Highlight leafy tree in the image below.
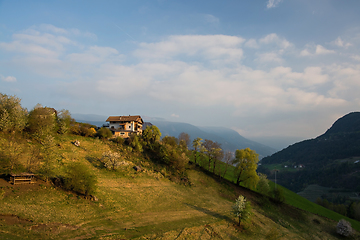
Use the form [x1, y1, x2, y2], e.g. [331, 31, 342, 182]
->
[160, 143, 189, 173]
[56, 109, 73, 134]
[142, 125, 161, 152]
[0, 93, 27, 133]
[232, 195, 252, 226]
[232, 148, 259, 189]
[162, 136, 179, 147]
[27, 105, 57, 140]
[192, 137, 203, 164]
[96, 127, 112, 139]
[63, 162, 97, 196]
[142, 125, 161, 145]
[0, 139, 25, 174]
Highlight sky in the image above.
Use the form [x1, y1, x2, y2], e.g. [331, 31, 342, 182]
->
[1, 0, 360, 149]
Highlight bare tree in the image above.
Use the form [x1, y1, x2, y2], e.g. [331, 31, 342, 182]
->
[178, 132, 190, 148]
[221, 151, 233, 179]
[203, 139, 222, 173]
[192, 137, 203, 164]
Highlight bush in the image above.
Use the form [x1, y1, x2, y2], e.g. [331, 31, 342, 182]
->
[96, 127, 112, 139]
[232, 195, 252, 226]
[257, 173, 270, 196]
[63, 162, 97, 196]
[336, 219, 352, 237]
[271, 187, 285, 204]
[111, 136, 125, 145]
[101, 151, 122, 170]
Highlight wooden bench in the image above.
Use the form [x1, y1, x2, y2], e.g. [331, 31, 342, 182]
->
[10, 173, 35, 185]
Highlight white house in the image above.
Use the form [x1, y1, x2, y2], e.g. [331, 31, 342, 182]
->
[106, 115, 144, 138]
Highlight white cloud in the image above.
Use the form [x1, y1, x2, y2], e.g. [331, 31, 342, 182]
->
[315, 45, 335, 55]
[256, 52, 283, 63]
[1, 26, 358, 140]
[332, 37, 352, 48]
[244, 39, 259, 49]
[327, 64, 360, 100]
[0, 27, 74, 58]
[300, 44, 336, 56]
[300, 49, 311, 56]
[37, 24, 68, 35]
[259, 33, 292, 49]
[267, 0, 283, 9]
[1, 75, 17, 82]
[134, 35, 245, 61]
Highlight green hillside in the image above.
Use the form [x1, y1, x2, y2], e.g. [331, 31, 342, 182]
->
[0, 133, 359, 239]
[260, 112, 360, 193]
[1, 93, 359, 239]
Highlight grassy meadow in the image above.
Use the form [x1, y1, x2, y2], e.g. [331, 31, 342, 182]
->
[197, 154, 360, 232]
[0, 134, 359, 239]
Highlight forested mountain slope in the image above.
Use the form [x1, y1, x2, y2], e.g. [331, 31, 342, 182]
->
[259, 112, 360, 193]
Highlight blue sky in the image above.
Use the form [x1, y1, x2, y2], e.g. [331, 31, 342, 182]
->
[1, 0, 360, 148]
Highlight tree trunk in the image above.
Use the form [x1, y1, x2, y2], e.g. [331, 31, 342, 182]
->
[236, 174, 241, 185]
[222, 165, 229, 179]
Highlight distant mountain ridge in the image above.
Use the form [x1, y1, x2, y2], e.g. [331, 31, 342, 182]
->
[151, 120, 276, 158]
[262, 112, 360, 166]
[72, 113, 276, 158]
[260, 112, 360, 192]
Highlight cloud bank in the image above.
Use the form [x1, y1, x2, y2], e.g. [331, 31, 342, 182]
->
[1, 25, 359, 141]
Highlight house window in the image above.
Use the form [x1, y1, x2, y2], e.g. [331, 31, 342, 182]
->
[129, 126, 131, 129]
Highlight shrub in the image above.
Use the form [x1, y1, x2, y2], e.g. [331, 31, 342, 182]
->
[111, 136, 125, 145]
[257, 173, 270, 196]
[232, 195, 252, 226]
[101, 151, 122, 170]
[130, 135, 143, 152]
[96, 127, 112, 139]
[63, 162, 97, 196]
[271, 187, 285, 204]
[336, 219, 352, 237]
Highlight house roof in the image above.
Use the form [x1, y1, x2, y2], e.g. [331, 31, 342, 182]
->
[106, 115, 143, 123]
